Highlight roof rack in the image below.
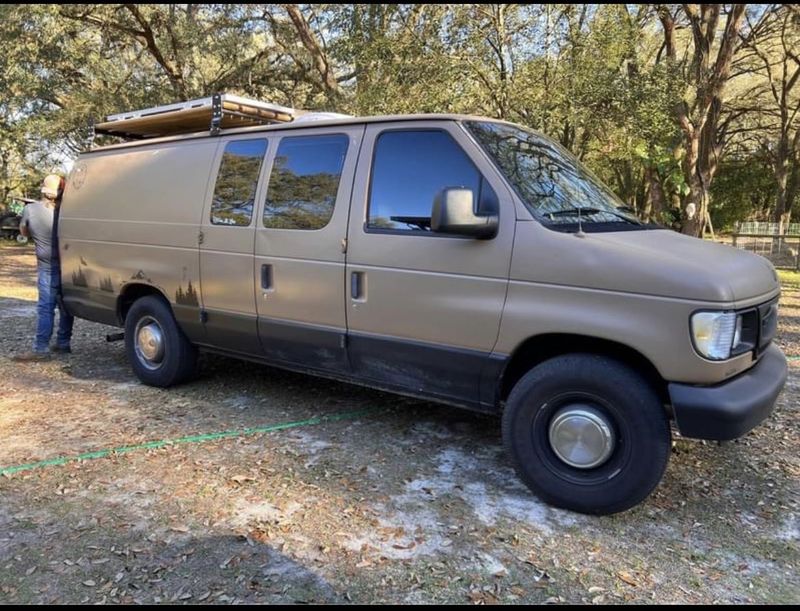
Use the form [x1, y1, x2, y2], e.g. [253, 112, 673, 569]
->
[93, 93, 296, 140]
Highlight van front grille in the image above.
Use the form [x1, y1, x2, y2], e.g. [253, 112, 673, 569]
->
[758, 298, 779, 354]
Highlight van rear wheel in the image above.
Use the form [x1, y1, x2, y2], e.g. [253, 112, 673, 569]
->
[502, 354, 670, 515]
[124, 295, 197, 387]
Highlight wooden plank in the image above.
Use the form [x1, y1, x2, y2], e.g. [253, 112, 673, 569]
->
[97, 95, 294, 138]
[105, 94, 293, 122]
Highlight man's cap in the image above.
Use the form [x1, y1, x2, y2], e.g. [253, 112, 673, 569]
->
[41, 174, 65, 199]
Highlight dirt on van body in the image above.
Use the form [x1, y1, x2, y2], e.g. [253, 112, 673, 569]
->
[0, 243, 798, 605]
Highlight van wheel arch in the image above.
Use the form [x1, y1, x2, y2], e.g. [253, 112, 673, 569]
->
[498, 334, 669, 408]
[117, 283, 171, 325]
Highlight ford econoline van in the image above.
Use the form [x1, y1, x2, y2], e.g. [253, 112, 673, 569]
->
[59, 98, 788, 514]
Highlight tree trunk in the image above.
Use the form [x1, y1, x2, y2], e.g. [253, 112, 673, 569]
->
[284, 4, 342, 102]
[773, 122, 791, 221]
[774, 160, 790, 225]
[682, 180, 709, 236]
[680, 129, 708, 236]
[657, 4, 746, 238]
[645, 165, 667, 222]
[0, 148, 10, 207]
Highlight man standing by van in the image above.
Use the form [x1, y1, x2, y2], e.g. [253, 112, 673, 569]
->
[12, 174, 74, 362]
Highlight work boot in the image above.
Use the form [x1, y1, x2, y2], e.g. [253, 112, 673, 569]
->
[12, 351, 51, 362]
[50, 345, 72, 354]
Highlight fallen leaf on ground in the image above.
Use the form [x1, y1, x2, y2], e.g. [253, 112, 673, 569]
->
[617, 571, 638, 587]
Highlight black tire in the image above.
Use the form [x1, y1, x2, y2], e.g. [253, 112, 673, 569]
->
[502, 354, 670, 515]
[124, 295, 198, 387]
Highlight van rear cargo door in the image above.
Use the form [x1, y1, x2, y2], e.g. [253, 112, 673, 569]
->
[198, 136, 269, 355]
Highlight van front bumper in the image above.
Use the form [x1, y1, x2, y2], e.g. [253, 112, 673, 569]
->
[668, 344, 788, 441]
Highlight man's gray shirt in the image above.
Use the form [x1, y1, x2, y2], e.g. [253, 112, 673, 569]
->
[20, 202, 58, 267]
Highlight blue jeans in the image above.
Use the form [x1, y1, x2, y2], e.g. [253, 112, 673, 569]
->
[34, 264, 74, 353]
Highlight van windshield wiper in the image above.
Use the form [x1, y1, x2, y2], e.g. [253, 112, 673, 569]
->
[545, 207, 642, 225]
[389, 215, 432, 230]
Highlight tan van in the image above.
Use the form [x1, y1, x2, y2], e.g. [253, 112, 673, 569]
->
[59, 96, 787, 515]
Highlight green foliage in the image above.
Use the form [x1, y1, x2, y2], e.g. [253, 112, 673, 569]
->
[777, 269, 800, 289]
[710, 156, 776, 232]
[0, 3, 794, 228]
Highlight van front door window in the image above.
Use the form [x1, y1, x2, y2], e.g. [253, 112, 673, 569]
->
[367, 130, 486, 232]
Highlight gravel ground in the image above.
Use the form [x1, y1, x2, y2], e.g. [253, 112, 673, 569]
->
[0, 243, 798, 604]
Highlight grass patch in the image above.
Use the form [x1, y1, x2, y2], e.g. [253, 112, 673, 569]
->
[778, 269, 800, 289]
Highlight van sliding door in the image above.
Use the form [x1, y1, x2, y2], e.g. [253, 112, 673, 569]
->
[253, 125, 364, 373]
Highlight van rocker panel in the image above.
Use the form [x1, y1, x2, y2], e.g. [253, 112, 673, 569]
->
[257, 318, 348, 375]
[62, 286, 118, 327]
[346, 332, 499, 409]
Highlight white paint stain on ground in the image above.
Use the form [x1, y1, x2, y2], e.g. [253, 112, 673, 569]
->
[344, 503, 449, 560]
[341, 446, 578, 561]
[777, 514, 799, 541]
[231, 498, 304, 529]
[0, 304, 36, 319]
[108, 381, 143, 393]
[286, 430, 332, 467]
[475, 552, 508, 576]
[222, 394, 254, 411]
[407, 420, 456, 441]
[431, 447, 576, 531]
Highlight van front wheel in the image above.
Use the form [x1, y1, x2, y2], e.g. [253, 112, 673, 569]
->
[502, 354, 670, 515]
[124, 295, 198, 387]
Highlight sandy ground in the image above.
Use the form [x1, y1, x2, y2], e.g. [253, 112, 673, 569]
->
[0, 243, 798, 604]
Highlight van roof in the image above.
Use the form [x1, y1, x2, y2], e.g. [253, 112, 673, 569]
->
[83, 113, 500, 155]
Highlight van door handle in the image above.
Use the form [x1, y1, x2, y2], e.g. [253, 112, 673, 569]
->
[261, 264, 273, 291]
[351, 271, 365, 300]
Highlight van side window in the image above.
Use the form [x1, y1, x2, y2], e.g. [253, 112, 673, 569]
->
[210, 139, 268, 226]
[368, 130, 488, 232]
[263, 134, 349, 230]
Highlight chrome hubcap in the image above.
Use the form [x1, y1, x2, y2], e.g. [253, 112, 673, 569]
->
[548, 405, 615, 469]
[135, 317, 164, 369]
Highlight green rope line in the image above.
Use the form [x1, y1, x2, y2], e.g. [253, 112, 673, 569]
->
[3, 354, 799, 477]
[0, 408, 377, 477]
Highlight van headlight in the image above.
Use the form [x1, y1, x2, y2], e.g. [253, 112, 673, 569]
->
[690, 311, 738, 360]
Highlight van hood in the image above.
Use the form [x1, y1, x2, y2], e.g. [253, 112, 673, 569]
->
[520, 227, 779, 304]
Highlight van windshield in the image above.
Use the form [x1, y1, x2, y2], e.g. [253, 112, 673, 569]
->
[465, 121, 645, 230]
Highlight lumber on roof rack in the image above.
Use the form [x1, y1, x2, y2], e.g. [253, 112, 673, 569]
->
[93, 93, 296, 140]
